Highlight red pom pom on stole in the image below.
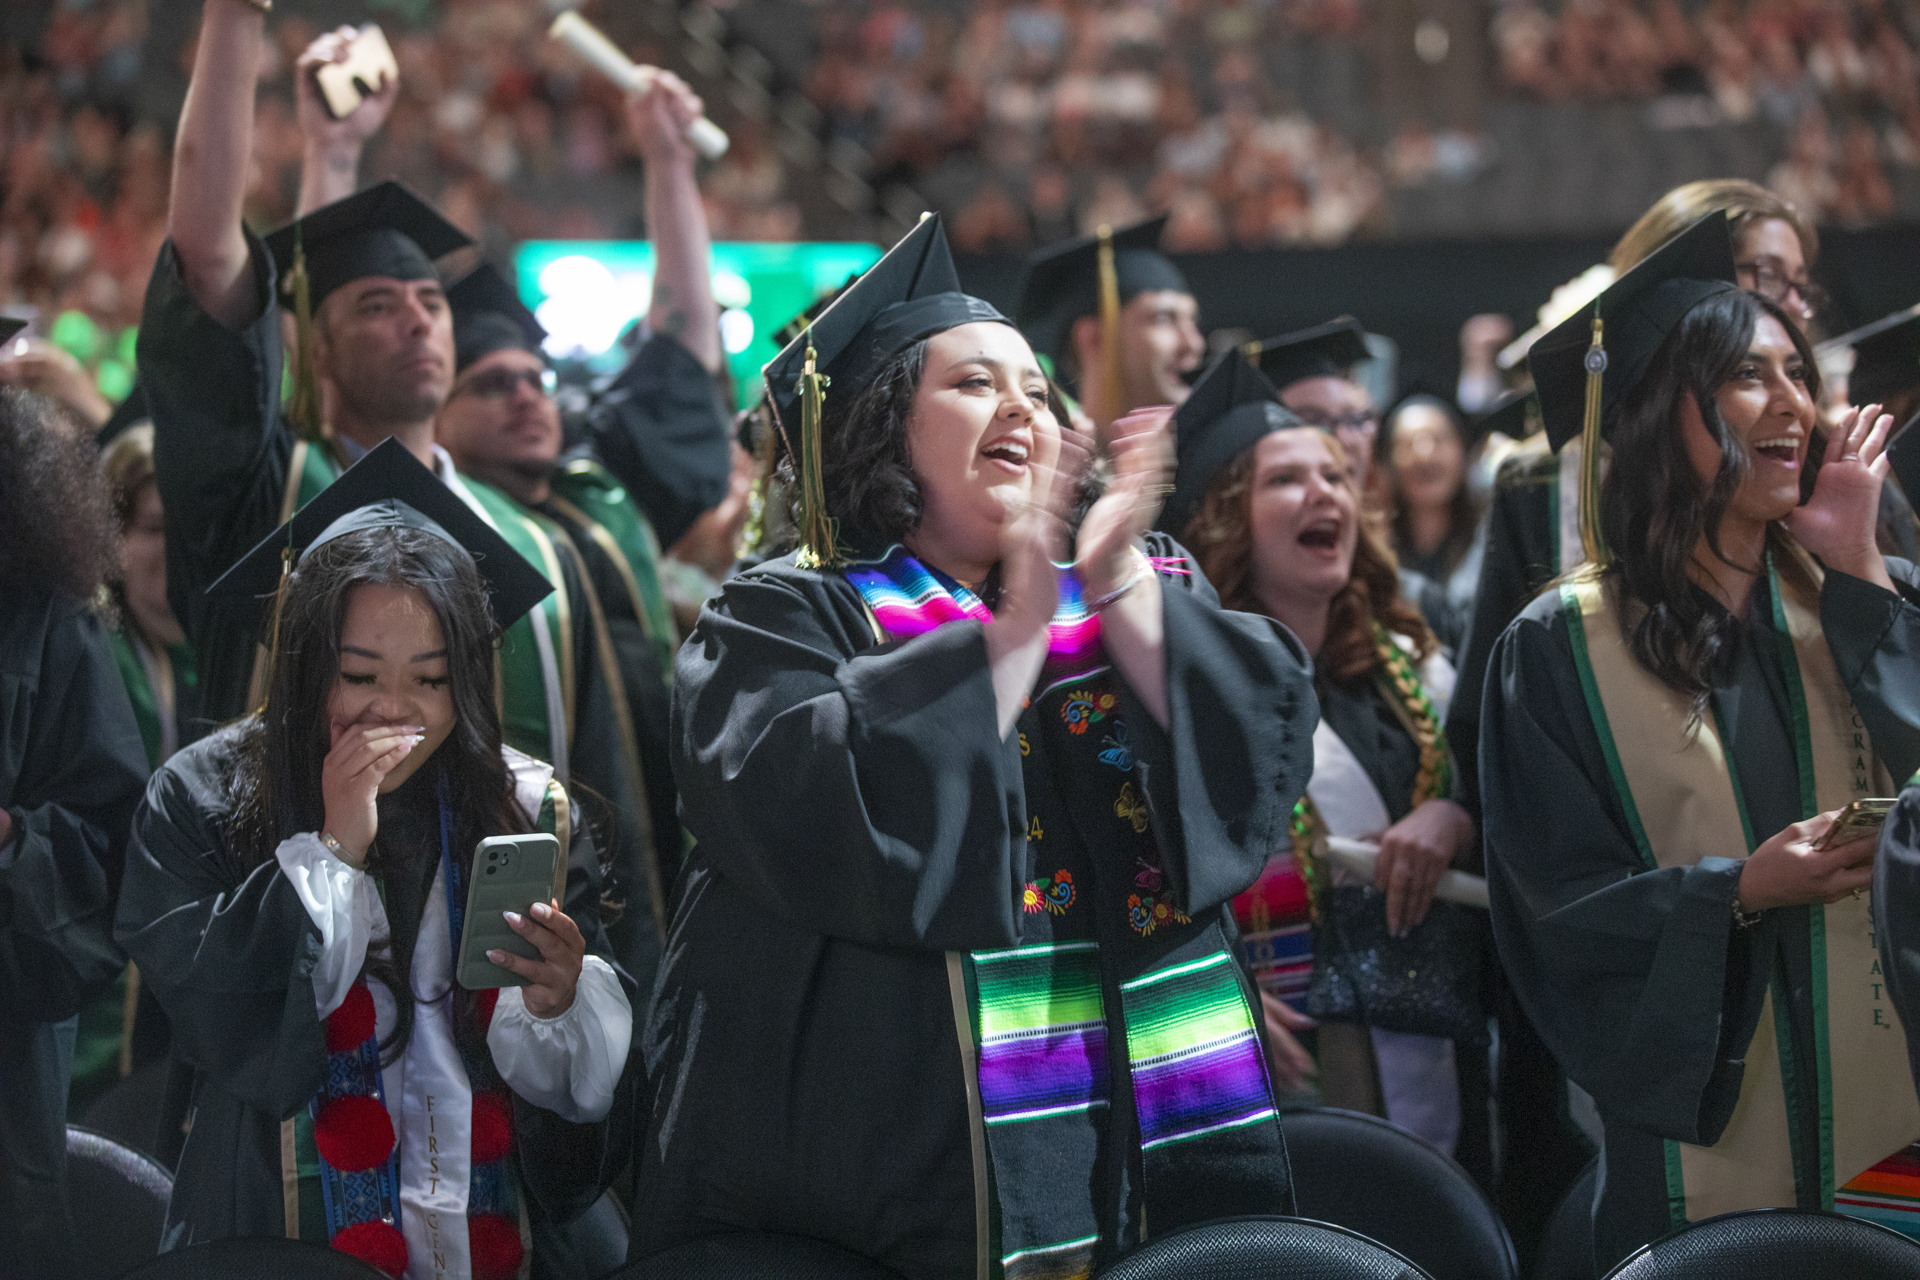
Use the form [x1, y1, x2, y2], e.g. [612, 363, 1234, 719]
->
[332, 1221, 409, 1277]
[313, 1095, 397, 1173]
[470, 1090, 513, 1165]
[476, 986, 500, 1029]
[326, 982, 378, 1053]
[467, 1213, 525, 1280]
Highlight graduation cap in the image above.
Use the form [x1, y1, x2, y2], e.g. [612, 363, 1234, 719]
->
[1821, 303, 1920, 408]
[0, 317, 24, 346]
[94, 380, 149, 449]
[1014, 216, 1188, 374]
[1528, 210, 1739, 564]
[208, 437, 551, 630]
[1160, 351, 1297, 537]
[1248, 317, 1372, 392]
[762, 214, 1008, 568]
[263, 181, 471, 313]
[448, 264, 547, 374]
[1472, 386, 1541, 448]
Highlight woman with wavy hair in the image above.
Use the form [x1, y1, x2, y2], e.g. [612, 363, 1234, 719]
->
[1166, 355, 1484, 1172]
[115, 442, 633, 1280]
[1483, 212, 1920, 1270]
[0, 381, 150, 1279]
[630, 217, 1316, 1278]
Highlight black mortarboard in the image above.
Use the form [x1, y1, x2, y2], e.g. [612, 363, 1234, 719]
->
[1825, 303, 1920, 407]
[761, 215, 1010, 566]
[263, 181, 472, 312]
[1160, 352, 1299, 536]
[1529, 211, 1738, 453]
[1014, 216, 1189, 368]
[1472, 386, 1541, 447]
[0, 317, 24, 346]
[448, 264, 547, 374]
[1249, 317, 1372, 391]
[95, 380, 149, 449]
[207, 437, 551, 626]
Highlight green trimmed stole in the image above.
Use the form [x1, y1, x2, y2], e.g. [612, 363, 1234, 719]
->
[549, 459, 678, 680]
[846, 547, 1288, 1280]
[1560, 537, 1920, 1232]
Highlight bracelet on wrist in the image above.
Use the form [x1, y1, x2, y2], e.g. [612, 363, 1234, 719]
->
[1086, 555, 1148, 612]
[229, 0, 273, 14]
[1732, 898, 1764, 929]
[320, 831, 363, 869]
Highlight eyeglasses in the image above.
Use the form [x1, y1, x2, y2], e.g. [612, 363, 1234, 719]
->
[1736, 258, 1828, 322]
[1291, 409, 1379, 434]
[454, 367, 556, 400]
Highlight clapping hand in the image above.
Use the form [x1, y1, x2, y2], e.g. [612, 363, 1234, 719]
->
[1074, 405, 1175, 598]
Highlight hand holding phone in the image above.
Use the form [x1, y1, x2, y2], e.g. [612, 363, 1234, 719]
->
[1813, 798, 1897, 852]
[456, 833, 562, 990]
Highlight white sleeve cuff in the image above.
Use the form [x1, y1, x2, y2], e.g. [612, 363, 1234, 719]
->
[275, 832, 386, 1020]
[487, 955, 631, 1124]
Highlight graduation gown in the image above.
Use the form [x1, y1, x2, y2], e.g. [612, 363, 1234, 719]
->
[1482, 556, 1920, 1269]
[114, 726, 635, 1260]
[0, 587, 148, 1278]
[632, 535, 1316, 1278]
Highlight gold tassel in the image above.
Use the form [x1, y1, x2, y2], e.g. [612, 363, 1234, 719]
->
[1243, 339, 1262, 369]
[791, 336, 842, 570]
[284, 230, 325, 443]
[1578, 307, 1610, 567]
[1096, 225, 1122, 426]
[247, 544, 294, 714]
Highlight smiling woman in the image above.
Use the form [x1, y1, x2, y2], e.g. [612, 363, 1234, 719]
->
[634, 216, 1318, 1279]
[1482, 212, 1920, 1269]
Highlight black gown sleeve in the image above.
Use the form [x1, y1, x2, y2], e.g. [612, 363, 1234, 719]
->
[1874, 781, 1920, 1091]
[1480, 598, 1770, 1145]
[672, 562, 1029, 951]
[136, 231, 296, 726]
[113, 736, 330, 1119]
[582, 334, 732, 549]
[0, 592, 149, 1021]
[1130, 533, 1317, 916]
[1822, 559, 1920, 785]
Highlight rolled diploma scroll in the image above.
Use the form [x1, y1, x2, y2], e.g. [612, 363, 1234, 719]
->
[1324, 836, 1492, 909]
[549, 11, 731, 160]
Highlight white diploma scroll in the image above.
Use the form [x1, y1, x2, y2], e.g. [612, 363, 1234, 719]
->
[1325, 836, 1492, 909]
[548, 11, 731, 160]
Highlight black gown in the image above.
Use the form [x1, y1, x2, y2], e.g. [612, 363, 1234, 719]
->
[630, 537, 1316, 1277]
[0, 587, 149, 1278]
[113, 725, 632, 1248]
[1482, 560, 1920, 1270]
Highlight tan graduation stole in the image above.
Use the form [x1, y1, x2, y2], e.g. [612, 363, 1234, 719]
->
[1560, 536, 1919, 1228]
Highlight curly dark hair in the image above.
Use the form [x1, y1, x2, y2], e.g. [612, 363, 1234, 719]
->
[1182, 430, 1434, 685]
[776, 337, 1079, 553]
[1599, 288, 1820, 722]
[227, 526, 530, 1066]
[0, 388, 119, 602]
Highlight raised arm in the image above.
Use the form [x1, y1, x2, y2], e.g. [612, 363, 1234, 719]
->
[168, 0, 265, 328]
[626, 73, 721, 373]
[295, 26, 400, 216]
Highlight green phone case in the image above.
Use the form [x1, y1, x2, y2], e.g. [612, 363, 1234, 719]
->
[456, 833, 561, 990]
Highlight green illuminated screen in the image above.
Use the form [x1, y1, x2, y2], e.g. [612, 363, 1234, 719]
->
[513, 241, 884, 412]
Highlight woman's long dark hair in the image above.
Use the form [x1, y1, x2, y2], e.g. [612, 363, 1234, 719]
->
[1599, 288, 1821, 721]
[227, 527, 529, 1064]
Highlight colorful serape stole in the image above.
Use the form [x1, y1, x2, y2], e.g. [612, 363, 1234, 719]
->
[1119, 950, 1276, 1151]
[1838, 1144, 1920, 1241]
[1230, 858, 1313, 1014]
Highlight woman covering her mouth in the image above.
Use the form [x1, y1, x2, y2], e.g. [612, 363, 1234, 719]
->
[1481, 211, 1920, 1269]
[1166, 353, 1485, 1174]
[115, 442, 634, 1280]
[629, 215, 1317, 1278]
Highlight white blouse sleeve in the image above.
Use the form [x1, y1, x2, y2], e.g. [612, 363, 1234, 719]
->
[274, 832, 386, 1019]
[486, 955, 632, 1124]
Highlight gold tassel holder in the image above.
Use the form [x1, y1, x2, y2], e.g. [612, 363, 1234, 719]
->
[791, 336, 842, 570]
[1096, 224, 1123, 427]
[1578, 307, 1610, 567]
[284, 228, 326, 443]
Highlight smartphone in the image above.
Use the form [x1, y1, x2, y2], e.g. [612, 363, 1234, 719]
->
[456, 833, 561, 990]
[313, 25, 397, 120]
[1813, 798, 1898, 851]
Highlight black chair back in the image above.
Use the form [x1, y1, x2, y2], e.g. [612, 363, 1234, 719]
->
[64, 1125, 171, 1280]
[1531, 1158, 1597, 1280]
[606, 1231, 906, 1279]
[1281, 1107, 1517, 1280]
[1093, 1215, 1431, 1279]
[1602, 1209, 1920, 1280]
[113, 1237, 389, 1278]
